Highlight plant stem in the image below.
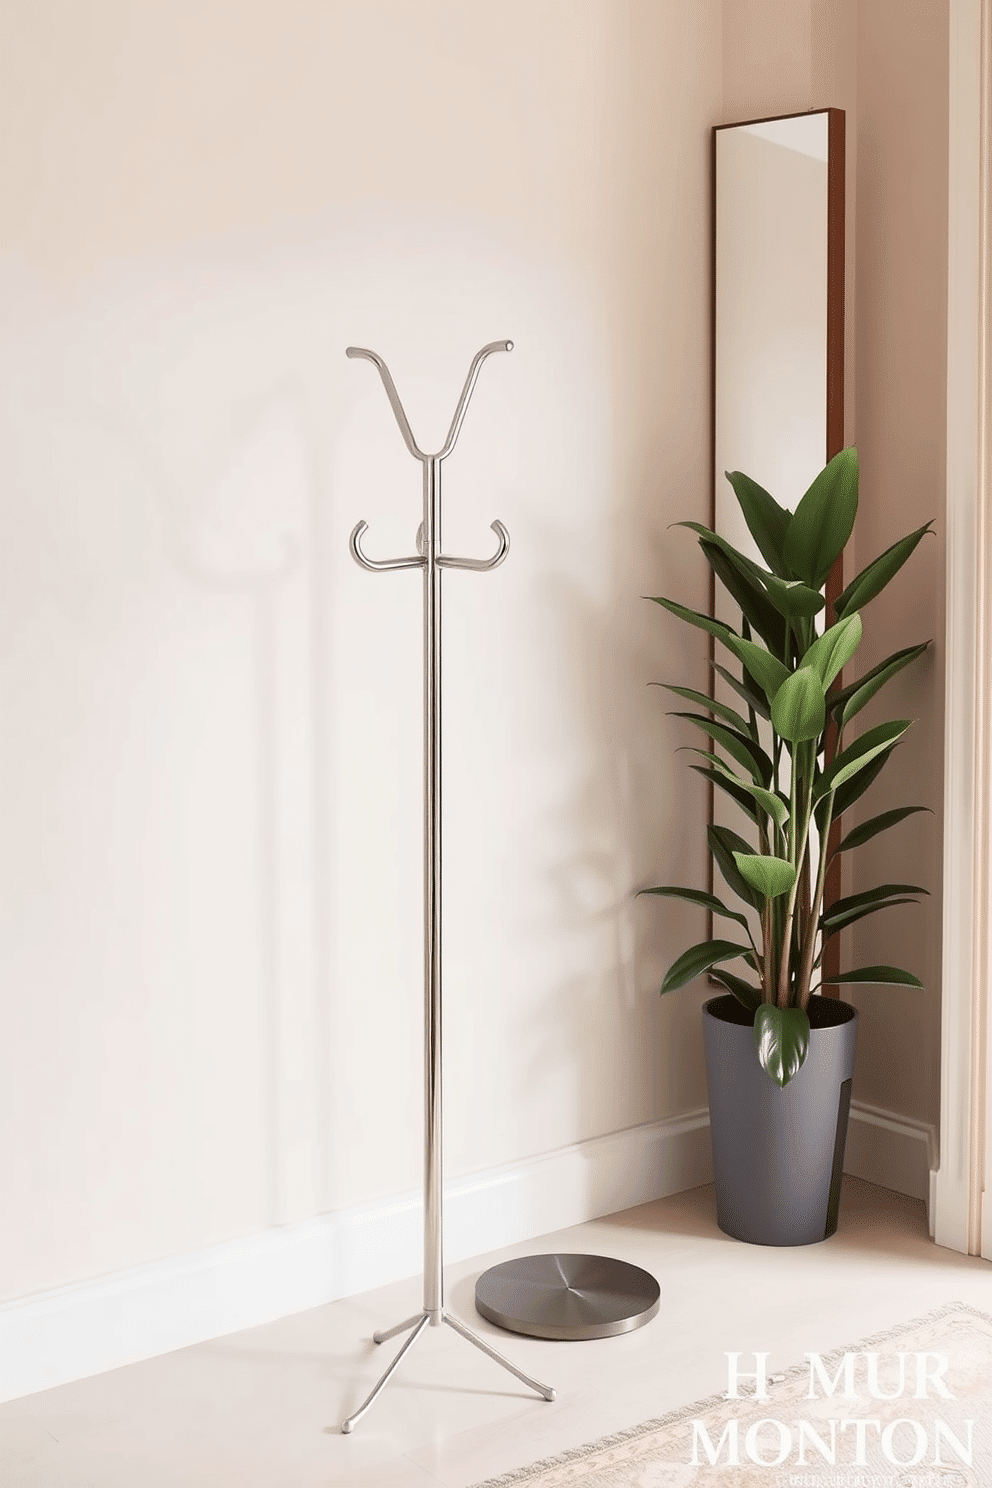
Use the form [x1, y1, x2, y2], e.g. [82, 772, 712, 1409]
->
[797, 717, 846, 1009]
[798, 788, 836, 1010]
[797, 851, 810, 969]
[777, 742, 814, 1009]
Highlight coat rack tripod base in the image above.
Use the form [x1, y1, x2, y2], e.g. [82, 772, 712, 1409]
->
[341, 1309, 555, 1434]
[340, 341, 555, 1435]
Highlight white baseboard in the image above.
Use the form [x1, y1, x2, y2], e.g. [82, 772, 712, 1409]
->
[0, 1099, 934, 1405]
[845, 1098, 938, 1209]
[0, 1108, 712, 1405]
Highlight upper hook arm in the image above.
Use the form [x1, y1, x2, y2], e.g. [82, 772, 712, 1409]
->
[437, 341, 513, 459]
[346, 347, 426, 461]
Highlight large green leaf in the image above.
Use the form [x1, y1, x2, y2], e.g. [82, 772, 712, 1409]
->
[708, 824, 764, 911]
[753, 1004, 810, 1087]
[782, 446, 859, 589]
[838, 643, 930, 730]
[816, 746, 895, 830]
[694, 753, 787, 829]
[688, 764, 759, 825]
[638, 884, 751, 931]
[709, 966, 763, 1012]
[699, 538, 787, 655]
[820, 899, 920, 936]
[660, 939, 751, 995]
[814, 719, 911, 800]
[771, 665, 826, 743]
[725, 470, 794, 577]
[802, 613, 863, 690]
[711, 660, 771, 720]
[737, 781, 790, 831]
[790, 611, 817, 663]
[732, 852, 796, 899]
[724, 636, 790, 703]
[670, 713, 773, 785]
[825, 965, 924, 988]
[834, 522, 935, 618]
[655, 683, 753, 738]
[674, 521, 766, 581]
[647, 596, 739, 650]
[820, 881, 927, 925]
[829, 643, 929, 720]
[760, 573, 825, 623]
[691, 746, 753, 789]
[833, 805, 930, 855]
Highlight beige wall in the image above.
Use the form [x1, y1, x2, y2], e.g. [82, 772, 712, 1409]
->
[0, 0, 722, 1300]
[847, 0, 948, 1127]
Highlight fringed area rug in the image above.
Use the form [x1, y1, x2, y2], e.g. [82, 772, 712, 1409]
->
[471, 1303, 992, 1487]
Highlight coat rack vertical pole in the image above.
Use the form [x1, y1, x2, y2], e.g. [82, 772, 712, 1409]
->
[340, 344, 555, 1433]
[423, 452, 443, 1324]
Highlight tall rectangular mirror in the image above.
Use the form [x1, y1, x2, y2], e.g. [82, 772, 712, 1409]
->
[711, 107, 845, 986]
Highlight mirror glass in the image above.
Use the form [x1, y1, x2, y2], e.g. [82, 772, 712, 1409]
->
[714, 110, 836, 553]
[711, 108, 845, 970]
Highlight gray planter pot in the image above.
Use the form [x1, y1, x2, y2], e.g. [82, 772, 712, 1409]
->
[702, 994, 857, 1246]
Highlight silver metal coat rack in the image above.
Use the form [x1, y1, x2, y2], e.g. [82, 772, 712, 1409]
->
[340, 341, 556, 1434]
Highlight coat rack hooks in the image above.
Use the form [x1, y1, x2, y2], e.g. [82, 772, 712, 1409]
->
[340, 342, 554, 1434]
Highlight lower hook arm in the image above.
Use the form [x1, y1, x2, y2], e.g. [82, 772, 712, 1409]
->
[436, 520, 510, 572]
[350, 520, 426, 572]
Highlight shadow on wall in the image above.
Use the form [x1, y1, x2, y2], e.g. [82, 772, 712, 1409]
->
[0, 246, 340, 1289]
[482, 562, 713, 1160]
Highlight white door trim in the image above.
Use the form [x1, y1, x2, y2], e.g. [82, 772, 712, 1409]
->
[935, 0, 991, 1256]
[978, 0, 992, 1263]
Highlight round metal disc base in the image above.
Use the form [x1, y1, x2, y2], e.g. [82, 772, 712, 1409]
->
[475, 1253, 660, 1341]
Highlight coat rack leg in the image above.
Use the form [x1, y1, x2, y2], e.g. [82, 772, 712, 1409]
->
[341, 1313, 432, 1434]
[372, 1312, 425, 1345]
[443, 1312, 556, 1400]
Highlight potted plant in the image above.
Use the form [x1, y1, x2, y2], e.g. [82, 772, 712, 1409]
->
[644, 446, 931, 1244]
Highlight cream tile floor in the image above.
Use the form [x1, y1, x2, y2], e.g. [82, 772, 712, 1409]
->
[2, 1177, 991, 1487]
